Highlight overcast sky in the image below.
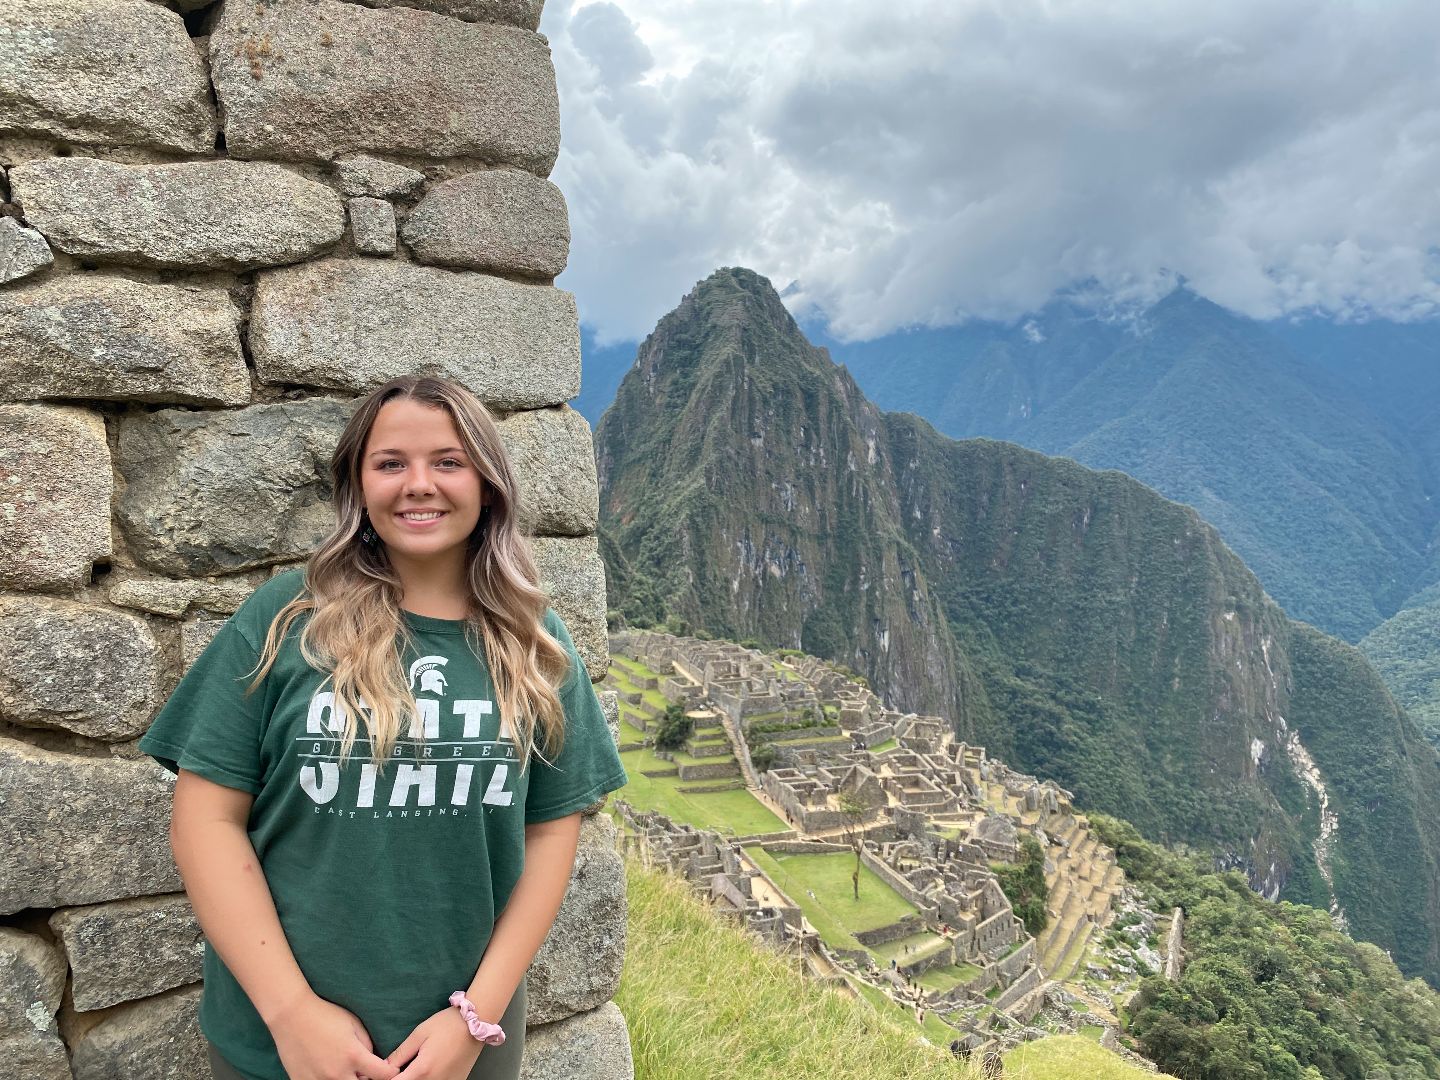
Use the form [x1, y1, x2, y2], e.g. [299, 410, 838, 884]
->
[539, 0, 1440, 344]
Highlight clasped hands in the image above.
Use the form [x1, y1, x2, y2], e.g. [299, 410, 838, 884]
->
[269, 993, 485, 1080]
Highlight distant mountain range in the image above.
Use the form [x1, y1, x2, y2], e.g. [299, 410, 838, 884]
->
[590, 267, 1440, 985]
[573, 289, 1440, 739]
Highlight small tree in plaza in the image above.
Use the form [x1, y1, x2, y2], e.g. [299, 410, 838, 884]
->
[838, 791, 871, 900]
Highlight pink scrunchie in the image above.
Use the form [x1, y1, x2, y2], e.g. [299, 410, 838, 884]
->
[449, 991, 507, 1046]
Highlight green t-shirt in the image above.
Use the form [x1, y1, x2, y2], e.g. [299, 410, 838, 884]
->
[139, 569, 627, 1080]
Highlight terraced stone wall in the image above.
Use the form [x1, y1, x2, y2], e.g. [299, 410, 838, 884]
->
[0, 1, 631, 1076]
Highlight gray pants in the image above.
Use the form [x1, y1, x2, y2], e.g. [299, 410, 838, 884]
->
[206, 982, 527, 1080]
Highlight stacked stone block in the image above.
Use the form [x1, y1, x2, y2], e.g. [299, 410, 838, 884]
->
[0, 0, 630, 1076]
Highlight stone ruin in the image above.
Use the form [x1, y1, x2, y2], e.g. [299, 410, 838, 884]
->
[608, 628, 1140, 1057]
[0, 2, 631, 1076]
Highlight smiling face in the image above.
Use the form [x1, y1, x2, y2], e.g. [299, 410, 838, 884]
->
[359, 397, 488, 574]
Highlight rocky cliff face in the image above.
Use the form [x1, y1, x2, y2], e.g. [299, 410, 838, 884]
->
[596, 267, 1440, 984]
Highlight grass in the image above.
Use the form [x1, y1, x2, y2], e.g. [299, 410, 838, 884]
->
[663, 745, 739, 767]
[1004, 1035, 1181, 1079]
[870, 738, 899, 753]
[767, 733, 851, 747]
[748, 709, 789, 722]
[743, 848, 917, 952]
[618, 856, 977, 1079]
[847, 975, 960, 1045]
[618, 709, 648, 739]
[617, 744, 785, 836]
[771, 660, 802, 682]
[617, 703, 660, 735]
[607, 653, 803, 838]
[916, 962, 983, 993]
[610, 654, 656, 678]
[607, 658, 672, 712]
[870, 931, 949, 964]
[610, 679, 665, 714]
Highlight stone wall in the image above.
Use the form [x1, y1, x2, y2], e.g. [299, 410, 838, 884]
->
[0, 1, 631, 1076]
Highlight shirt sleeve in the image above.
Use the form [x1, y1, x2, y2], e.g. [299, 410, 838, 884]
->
[524, 610, 629, 824]
[138, 621, 269, 796]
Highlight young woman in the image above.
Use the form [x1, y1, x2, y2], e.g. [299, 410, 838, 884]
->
[140, 375, 627, 1080]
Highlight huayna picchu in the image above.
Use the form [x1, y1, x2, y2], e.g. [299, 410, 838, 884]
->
[594, 266, 1440, 987]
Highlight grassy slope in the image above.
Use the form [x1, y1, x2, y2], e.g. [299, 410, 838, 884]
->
[619, 854, 1156, 1080]
[617, 855, 975, 1079]
[1005, 1036, 1181, 1080]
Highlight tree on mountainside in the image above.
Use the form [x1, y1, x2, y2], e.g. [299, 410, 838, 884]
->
[838, 792, 871, 900]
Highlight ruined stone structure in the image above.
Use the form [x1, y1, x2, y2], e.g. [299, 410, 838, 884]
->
[607, 629, 1137, 1055]
[0, 2, 631, 1076]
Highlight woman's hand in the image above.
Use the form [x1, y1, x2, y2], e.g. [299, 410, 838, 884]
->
[267, 993, 400, 1080]
[386, 1006, 484, 1080]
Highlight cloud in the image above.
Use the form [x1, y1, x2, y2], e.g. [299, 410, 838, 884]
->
[541, 0, 1440, 343]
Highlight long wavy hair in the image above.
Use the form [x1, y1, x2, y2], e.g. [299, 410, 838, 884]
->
[249, 375, 571, 773]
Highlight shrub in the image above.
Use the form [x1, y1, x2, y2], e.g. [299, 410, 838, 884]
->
[654, 705, 694, 751]
[991, 834, 1049, 936]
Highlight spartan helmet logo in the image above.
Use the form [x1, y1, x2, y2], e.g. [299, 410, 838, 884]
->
[408, 655, 450, 696]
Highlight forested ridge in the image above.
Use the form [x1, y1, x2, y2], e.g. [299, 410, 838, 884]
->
[1095, 815, 1440, 1080]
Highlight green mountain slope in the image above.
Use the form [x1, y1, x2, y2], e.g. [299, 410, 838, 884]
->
[1361, 584, 1440, 742]
[818, 298, 1440, 646]
[594, 267, 1440, 984]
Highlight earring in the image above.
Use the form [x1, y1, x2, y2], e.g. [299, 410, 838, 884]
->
[359, 512, 380, 547]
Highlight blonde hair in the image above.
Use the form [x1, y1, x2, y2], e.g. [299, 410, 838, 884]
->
[250, 375, 571, 773]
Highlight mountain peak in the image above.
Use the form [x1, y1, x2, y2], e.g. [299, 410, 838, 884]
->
[678, 266, 800, 336]
[696, 264, 777, 296]
[623, 266, 837, 393]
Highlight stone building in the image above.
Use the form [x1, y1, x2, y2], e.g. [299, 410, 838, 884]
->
[0, 1, 630, 1076]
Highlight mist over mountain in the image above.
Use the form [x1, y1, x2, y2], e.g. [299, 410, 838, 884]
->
[593, 267, 1440, 985]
